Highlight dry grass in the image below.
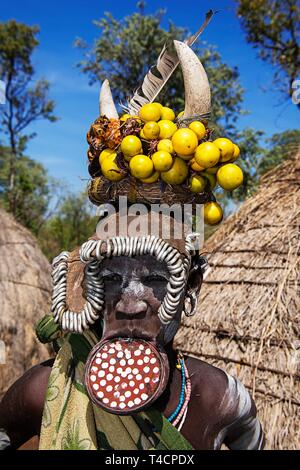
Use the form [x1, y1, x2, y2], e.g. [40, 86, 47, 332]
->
[175, 150, 300, 449]
[0, 209, 52, 399]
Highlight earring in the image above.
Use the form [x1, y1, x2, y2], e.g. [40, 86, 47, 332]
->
[184, 291, 198, 317]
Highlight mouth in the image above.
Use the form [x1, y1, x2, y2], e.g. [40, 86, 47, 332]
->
[85, 336, 169, 415]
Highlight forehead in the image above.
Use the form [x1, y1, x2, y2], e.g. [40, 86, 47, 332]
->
[99, 254, 169, 274]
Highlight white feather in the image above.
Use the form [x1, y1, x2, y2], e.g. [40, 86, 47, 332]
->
[127, 10, 214, 115]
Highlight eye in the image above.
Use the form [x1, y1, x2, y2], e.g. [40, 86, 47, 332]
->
[141, 274, 168, 285]
[102, 273, 123, 283]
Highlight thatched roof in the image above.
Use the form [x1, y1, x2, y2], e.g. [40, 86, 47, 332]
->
[175, 150, 300, 449]
[0, 208, 52, 399]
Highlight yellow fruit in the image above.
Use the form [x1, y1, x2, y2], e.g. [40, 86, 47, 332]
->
[172, 128, 198, 156]
[177, 153, 194, 161]
[151, 151, 173, 172]
[177, 111, 184, 118]
[157, 139, 174, 154]
[99, 148, 116, 165]
[140, 129, 146, 139]
[152, 102, 163, 112]
[189, 175, 207, 193]
[228, 143, 241, 162]
[120, 113, 132, 122]
[214, 138, 235, 162]
[143, 121, 160, 140]
[161, 157, 188, 185]
[140, 171, 160, 183]
[189, 121, 206, 140]
[217, 163, 243, 191]
[158, 120, 177, 139]
[139, 103, 161, 122]
[160, 107, 175, 121]
[101, 157, 124, 182]
[203, 202, 223, 225]
[190, 158, 205, 172]
[202, 172, 217, 190]
[205, 166, 219, 174]
[194, 142, 220, 168]
[121, 135, 142, 158]
[129, 155, 154, 179]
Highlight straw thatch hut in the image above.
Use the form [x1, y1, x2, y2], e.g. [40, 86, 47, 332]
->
[175, 151, 300, 449]
[0, 208, 52, 399]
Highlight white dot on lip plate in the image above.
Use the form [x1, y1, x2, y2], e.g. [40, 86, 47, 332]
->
[102, 353, 108, 359]
[98, 370, 105, 378]
[106, 385, 113, 392]
[110, 358, 116, 365]
[129, 380, 135, 387]
[132, 368, 139, 375]
[153, 367, 159, 374]
[97, 391, 104, 398]
[141, 393, 149, 401]
[128, 401, 134, 408]
[90, 375, 96, 382]
[96, 358, 101, 364]
[117, 351, 124, 358]
[134, 350, 141, 356]
[139, 344, 145, 350]
[106, 373, 113, 381]
[91, 366, 98, 372]
[134, 397, 141, 405]
[103, 397, 109, 404]
[139, 383, 145, 390]
[133, 388, 139, 395]
[136, 374, 142, 381]
[143, 366, 150, 374]
[143, 357, 150, 364]
[102, 362, 109, 369]
[128, 359, 134, 366]
[93, 384, 99, 390]
[119, 395, 125, 402]
[150, 357, 157, 364]
[145, 348, 151, 355]
[100, 379, 106, 386]
[145, 377, 150, 384]
[96, 353, 101, 358]
[117, 367, 123, 374]
[137, 359, 143, 366]
[120, 359, 126, 367]
[114, 376, 121, 383]
[108, 348, 115, 354]
[124, 391, 131, 398]
[119, 402, 126, 409]
[110, 401, 117, 408]
[109, 366, 115, 373]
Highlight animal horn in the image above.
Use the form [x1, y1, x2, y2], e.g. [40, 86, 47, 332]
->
[99, 79, 119, 118]
[174, 40, 211, 119]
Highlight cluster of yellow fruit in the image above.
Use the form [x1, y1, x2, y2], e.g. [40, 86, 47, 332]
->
[99, 102, 244, 225]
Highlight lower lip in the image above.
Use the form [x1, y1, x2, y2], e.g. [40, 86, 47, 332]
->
[85, 338, 164, 414]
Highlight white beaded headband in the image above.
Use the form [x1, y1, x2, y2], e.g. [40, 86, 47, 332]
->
[51, 234, 200, 334]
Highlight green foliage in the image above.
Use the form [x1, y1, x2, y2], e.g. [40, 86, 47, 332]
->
[0, 20, 57, 214]
[76, 4, 245, 132]
[38, 192, 98, 260]
[0, 145, 53, 234]
[237, 0, 300, 106]
[258, 129, 300, 175]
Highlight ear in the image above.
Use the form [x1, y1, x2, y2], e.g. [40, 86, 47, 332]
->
[184, 254, 207, 316]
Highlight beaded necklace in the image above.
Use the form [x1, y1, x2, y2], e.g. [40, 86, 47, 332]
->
[167, 353, 191, 429]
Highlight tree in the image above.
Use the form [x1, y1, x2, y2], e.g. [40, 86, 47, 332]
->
[76, 3, 245, 133]
[0, 20, 57, 215]
[258, 129, 300, 175]
[39, 192, 98, 260]
[237, 0, 300, 108]
[0, 145, 59, 234]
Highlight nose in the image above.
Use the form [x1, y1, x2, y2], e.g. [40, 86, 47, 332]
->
[115, 298, 148, 318]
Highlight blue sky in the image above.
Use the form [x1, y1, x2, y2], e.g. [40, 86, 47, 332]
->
[1, 0, 299, 193]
